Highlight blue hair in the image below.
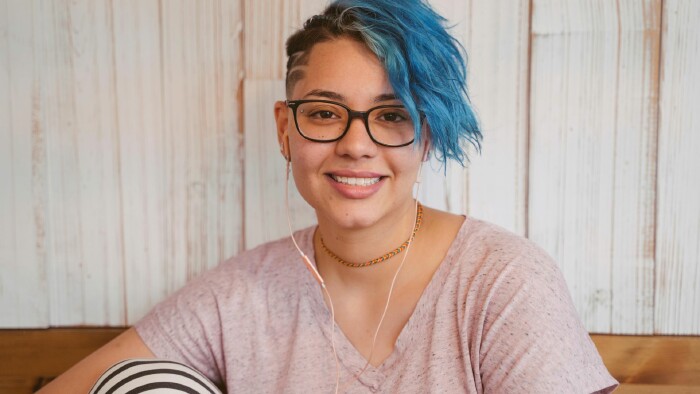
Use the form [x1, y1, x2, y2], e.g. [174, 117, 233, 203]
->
[285, 0, 481, 166]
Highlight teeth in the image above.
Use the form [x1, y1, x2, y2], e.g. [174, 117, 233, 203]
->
[331, 175, 380, 186]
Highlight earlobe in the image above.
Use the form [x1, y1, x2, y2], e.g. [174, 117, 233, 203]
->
[281, 136, 291, 162]
[274, 100, 291, 161]
[280, 130, 291, 162]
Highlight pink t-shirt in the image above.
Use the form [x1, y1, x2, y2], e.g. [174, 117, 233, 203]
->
[135, 217, 618, 393]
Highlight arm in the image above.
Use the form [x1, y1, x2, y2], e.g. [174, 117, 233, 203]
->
[36, 327, 155, 393]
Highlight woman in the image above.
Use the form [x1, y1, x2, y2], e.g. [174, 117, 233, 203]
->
[40, 0, 617, 393]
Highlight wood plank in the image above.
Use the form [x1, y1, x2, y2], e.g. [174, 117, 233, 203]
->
[608, 1, 661, 335]
[591, 335, 700, 385]
[0, 328, 124, 377]
[156, 0, 244, 310]
[529, 0, 660, 333]
[243, 0, 326, 79]
[39, 0, 127, 326]
[0, 376, 49, 394]
[243, 80, 316, 249]
[94, 0, 165, 325]
[113, 0, 177, 324]
[0, 0, 49, 328]
[654, 0, 700, 335]
[0, 328, 124, 392]
[465, 0, 530, 234]
[616, 384, 700, 394]
[430, 0, 530, 233]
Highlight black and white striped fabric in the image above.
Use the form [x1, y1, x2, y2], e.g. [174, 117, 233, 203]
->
[89, 359, 222, 394]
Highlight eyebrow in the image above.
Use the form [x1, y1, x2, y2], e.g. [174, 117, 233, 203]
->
[303, 89, 399, 103]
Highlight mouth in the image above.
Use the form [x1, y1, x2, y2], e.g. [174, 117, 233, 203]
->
[328, 174, 383, 186]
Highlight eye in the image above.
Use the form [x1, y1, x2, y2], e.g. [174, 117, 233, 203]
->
[298, 103, 345, 121]
[310, 110, 338, 119]
[374, 108, 410, 123]
[380, 112, 406, 122]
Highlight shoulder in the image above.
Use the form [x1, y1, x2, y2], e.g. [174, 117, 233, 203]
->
[447, 217, 572, 331]
[449, 218, 580, 343]
[134, 226, 317, 345]
[452, 219, 617, 393]
[463, 217, 546, 255]
[452, 217, 557, 279]
[177, 226, 317, 299]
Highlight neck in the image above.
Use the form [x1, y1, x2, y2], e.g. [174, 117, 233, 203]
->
[314, 199, 420, 287]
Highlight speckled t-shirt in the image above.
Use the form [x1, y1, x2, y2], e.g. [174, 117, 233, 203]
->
[135, 217, 618, 393]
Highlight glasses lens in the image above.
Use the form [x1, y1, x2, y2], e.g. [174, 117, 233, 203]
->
[295, 102, 348, 141]
[368, 107, 415, 146]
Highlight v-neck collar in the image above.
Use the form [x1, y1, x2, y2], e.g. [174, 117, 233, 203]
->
[299, 217, 471, 388]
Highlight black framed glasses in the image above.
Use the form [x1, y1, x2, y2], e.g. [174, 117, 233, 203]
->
[286, 99, 417, 147]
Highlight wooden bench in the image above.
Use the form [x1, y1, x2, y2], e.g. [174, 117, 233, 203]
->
[591, 335, 700, 393]
[1, 329, 698, 393]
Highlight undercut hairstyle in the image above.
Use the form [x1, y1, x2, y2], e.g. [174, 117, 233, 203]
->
[284, 0, 481, 166]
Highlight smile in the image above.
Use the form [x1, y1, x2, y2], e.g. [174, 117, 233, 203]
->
[329, 175, 381, 186]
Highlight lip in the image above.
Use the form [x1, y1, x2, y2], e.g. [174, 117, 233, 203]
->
[325, 170, 386, 199]
[327, 169, 385, 178]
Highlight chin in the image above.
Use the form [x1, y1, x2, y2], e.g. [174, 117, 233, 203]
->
[315, 202, 384, 230]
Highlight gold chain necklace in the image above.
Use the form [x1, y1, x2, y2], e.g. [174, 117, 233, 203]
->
[319, 202, 423, 268]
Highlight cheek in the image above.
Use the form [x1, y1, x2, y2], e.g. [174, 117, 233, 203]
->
[392, 150, 423, 179]
[288, 139, 329, 201]
[289, 137, 322, 172]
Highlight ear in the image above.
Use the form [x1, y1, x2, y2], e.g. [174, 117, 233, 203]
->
[274, 100, 291, 161]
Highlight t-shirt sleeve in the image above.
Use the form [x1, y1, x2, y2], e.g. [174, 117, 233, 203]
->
[134, 273, 226, 386]
[475, 243, 618, 394]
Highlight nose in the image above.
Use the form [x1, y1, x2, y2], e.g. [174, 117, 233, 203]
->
[334, 116, 378, 159]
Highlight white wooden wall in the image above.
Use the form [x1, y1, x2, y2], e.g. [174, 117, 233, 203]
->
[1, 0, 698, 335]
[1, 0, 244, 326]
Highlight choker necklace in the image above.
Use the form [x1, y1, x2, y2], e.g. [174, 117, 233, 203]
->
[319, 202, 423, 268]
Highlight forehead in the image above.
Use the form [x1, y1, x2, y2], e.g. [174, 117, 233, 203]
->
[290, 37, 394, 103]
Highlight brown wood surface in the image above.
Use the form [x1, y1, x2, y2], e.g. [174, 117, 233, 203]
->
[0, 328, 125, 393]
[0, 329, 698, 393]
[591, 335, 700, 385]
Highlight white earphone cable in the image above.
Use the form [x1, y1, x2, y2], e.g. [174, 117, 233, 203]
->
[338, 161, 423, 392]
[285, 160, 341, 393]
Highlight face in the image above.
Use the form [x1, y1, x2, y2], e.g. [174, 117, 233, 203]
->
[275, 37, 426, 231]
